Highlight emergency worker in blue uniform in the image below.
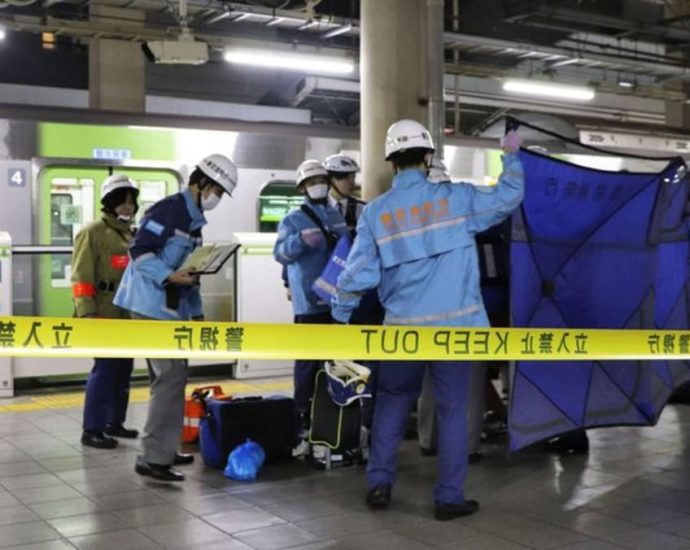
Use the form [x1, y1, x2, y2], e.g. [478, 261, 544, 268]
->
[274, 159, 349, 453]
[114, 153, 238, 482]
[325, 153, 366, 237]
[332, 119, 524, 520]
[324, 153, 383, 433]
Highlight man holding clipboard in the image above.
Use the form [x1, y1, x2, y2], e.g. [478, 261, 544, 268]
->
[115, 153, 238, 482]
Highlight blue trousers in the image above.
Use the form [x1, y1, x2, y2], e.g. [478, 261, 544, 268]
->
[293, 311, 332, 414]
[367, 360, 472, 505]
[83, 357, 134, 432]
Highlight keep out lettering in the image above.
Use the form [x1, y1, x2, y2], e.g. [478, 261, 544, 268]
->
[360, 328, 509, 357]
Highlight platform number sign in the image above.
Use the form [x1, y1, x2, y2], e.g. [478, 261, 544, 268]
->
[8, 168, 26, 187]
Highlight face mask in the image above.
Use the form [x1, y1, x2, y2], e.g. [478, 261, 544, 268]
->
[306, 184, 329, 201]
[117, 215, 132, 222]
[201, 193, 222, 211]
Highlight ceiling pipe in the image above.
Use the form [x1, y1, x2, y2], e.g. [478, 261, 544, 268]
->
[426, 0, 445, 158]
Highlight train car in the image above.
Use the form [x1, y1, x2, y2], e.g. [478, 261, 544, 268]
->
[2, 113, 662, 387]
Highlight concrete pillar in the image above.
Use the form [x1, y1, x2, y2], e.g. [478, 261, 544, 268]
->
[360, 0, 427, 200]
[664, 1, 690, 129]
[89, 6, 145, 112]
[426, 0, 445, 159]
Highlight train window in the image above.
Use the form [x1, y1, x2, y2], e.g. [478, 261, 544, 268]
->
[50, 193, 74, 280]
[258, 180, 301, 232]
[136, 180, 167, 220]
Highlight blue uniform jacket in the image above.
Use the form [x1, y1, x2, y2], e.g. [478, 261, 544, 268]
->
[274, 200, 348, 316]
[332, 152, 524, 326]
[114, 189, 207, 320]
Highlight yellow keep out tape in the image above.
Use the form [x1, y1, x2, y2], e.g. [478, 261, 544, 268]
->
[0, 315, 688, 361]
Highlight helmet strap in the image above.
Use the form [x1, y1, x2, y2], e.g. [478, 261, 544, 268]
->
[331, 179, 349, 199]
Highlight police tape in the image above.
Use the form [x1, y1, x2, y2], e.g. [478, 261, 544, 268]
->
[0, 315, 688, 361]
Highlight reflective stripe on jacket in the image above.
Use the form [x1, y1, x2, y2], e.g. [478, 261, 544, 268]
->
[332, 152, 524, 326]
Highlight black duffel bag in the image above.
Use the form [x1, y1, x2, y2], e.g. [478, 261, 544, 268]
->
[199, 396, 295, 468]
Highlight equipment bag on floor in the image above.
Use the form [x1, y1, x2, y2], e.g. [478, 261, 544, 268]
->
[309, 369, 363, 469]
[182, 385, 231, 444]
[199, 396, 295, 468]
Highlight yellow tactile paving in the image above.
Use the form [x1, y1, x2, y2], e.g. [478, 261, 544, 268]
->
[0, 378, 293, 414]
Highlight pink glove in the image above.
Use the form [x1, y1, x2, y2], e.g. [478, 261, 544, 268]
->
[300, 229, 324, 248]
[500, 130, 523, 152]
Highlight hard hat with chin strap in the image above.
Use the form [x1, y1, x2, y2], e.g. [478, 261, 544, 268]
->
[324, 154, 360, 174]
[101, 174, 138, 201]
[198, 154, 238, 196]
[296, 159, 328, 188]
[384, 119, 435, 160]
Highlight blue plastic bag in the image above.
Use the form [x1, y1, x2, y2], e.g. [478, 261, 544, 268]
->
[224, 439, 266, 481]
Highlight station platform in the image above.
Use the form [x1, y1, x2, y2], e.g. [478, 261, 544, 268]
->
[1, 378, 690, 549]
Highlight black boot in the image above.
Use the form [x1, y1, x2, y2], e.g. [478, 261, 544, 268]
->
[435, 500, 480, 521]
[366, 484, 392, 510]
[81, 431, 118, 449]
[105, 425, 139, 439]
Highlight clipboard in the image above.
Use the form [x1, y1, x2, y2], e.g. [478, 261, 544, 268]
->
[180, 243, 240, 275]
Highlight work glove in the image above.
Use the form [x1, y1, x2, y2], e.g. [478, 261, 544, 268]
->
[500, 129, 523, 153]
[300, 229, 324, 248]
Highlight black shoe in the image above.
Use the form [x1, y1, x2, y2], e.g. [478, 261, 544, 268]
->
[545, 431, 589, 455]
[105, 425, 139, 439]
[81, 431, 118, 449]
[366, 484, 392, 510]
[173, 452, 194, 465]
[434, 499, 480, 521]
[420, 446, 437, 457]
[135, 458, 185, 482]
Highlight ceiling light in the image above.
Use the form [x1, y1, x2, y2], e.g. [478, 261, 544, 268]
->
[323, 24, 352, 39]
[618, 80, 634, 88]
[503, 79, 595, 101]
[264, 17, 283, 27]
[223, 48, 354, 75]
[0, 27, 6, 41]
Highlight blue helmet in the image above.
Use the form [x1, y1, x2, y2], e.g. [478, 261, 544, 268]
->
[324, 360, 372, 407]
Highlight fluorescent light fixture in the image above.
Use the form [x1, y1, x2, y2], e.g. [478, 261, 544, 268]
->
[618, 80, 634, 88]
[323, 24, 352, 39]
[265, 17, 283, 27]
[503, 79, 595, 101]
[224, 48, 354, 75]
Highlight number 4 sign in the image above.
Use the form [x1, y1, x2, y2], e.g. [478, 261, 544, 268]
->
[8, 168, 26, 187]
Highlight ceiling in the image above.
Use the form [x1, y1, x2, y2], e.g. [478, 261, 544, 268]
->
[1, 0, 690, 138]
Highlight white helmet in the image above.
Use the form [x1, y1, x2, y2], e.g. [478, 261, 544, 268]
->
[296, 159, 328, 188]
[198, 154, 238, 196]
[384, 119, 435, 160]
[101, 174, 138, 200]
[428, 158, 451, 184]
[324, 154, 360, 174]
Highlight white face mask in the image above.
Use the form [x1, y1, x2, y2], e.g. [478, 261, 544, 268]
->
[201, 193, 222, 211]
[117, 215, 132, 222]
[306, 184, 329, 200]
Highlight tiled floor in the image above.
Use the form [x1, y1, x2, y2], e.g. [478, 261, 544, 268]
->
[1, 380, 690, 549]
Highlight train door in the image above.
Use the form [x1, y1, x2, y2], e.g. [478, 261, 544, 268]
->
[37, 165, 180, 317]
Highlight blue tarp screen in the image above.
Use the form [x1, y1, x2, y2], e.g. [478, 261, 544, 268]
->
[509, 149, 690, 451]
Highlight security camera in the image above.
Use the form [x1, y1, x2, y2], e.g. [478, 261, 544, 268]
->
[142, 31, 209, 65]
